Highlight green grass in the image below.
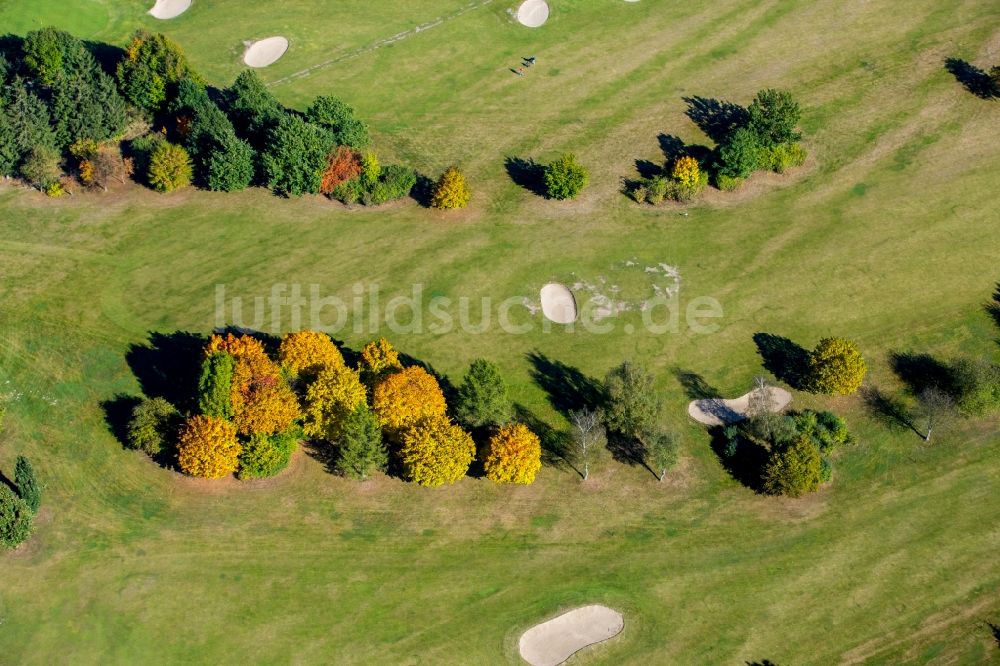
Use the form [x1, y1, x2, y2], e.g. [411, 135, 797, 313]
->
[2, 0, 1000, 663]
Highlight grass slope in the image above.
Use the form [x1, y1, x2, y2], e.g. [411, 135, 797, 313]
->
[1, 0, 999, 663]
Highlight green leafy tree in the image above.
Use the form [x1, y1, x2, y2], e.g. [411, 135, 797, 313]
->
[170, 77, 212, 115]
[0, 110, 16, 177]
[644, 429, 679, 482]
[127, 397, 181, 457]
[5, 78, 56, 164]
[51, 63, 129, 150]
[185, 103, 254, 191]
[116, 30, 202, 112]
[262, 114, 334, 196]
[20, 146, 62, 188]
[337, 405, 387, 480]
[22, 27, 91, 85]
[14, 456, 41, 513]
[717, 126, 760, 179]
[808, 337, 867, 395]
[747, 88, 802, 147]
[147, 141, 193, 192]
[0, 484, 33, 550]
[763, 434, 822, 497]
[198, 352, 236, 419]
[237, 427, 299, 479]
[306, 96, 370, 148]
[224, 70, 284, 148]
[950, 357, 1000, 417]
[454, 359, 512, 428]
[604, 361, 659, 437]
[543, 153, 589, 200]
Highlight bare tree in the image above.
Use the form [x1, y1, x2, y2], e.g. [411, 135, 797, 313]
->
[915, 387, 956, 442]
[746, 376, 774, 420]
[569, 408, 605, 481]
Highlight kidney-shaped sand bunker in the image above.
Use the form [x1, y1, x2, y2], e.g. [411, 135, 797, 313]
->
[519, 605, 624, 666]
[539, 283, 577, 324]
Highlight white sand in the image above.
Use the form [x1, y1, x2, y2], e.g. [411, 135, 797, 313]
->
[517, 0, 550, 27]
[243, 37, 289, 68]
[687, 386, 793, 426]
[519, 605, 624, 666]
[148, 0, 191, 19]
[540, 283, 577, 324]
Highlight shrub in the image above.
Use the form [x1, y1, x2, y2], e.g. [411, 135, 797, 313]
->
[372, 366, 448, 434]
[75, 142, 130, 191]
[302, 364, 367, 442]
[237, 427, 299, 479]
[747, 88, 802, 147]
[715, 173, 744, 191]
[951, 357, 1000, 416]
[129, 133, 165, 180]
[116, 30, 202, 112]
[198, 352, 236, 420]
[792, 410, 852, 453]
[147, 141, 192, 192]
[717, 127, 760, 179]
[262, 114, 334, 196]
[371, 164, 417, 203]
[279, 330, 345, 381]
[763, 434, 822, 497]
[630, 184, 648, 203]
[360, 151, 380, 187]
[808, 337, 867, 395]
[757, 143, 807, 173]
[14, 455, 41, 514]
[177, 414, 241, 478]
[645, 175, 669, 204]
[359, 337, 402, 386]
[604, 361, 658, 436]
[399, 414, 475, 487]
[483, 423, 542, 484]
[544, 153, 588, 200]
[430, 166, 471, 209]
[127, 397, 181, 457]
[671, 156, 701, 189]
[229, 346, 301, 436]
[44, 182, 66, 198]
[337, 405, 387, 480]
[454, 359, 512, 428]
[20, 146, 61, 189]
[320, 146, 362, 196]
[0, 485, 33, 550]
[306, 96, 370, 149]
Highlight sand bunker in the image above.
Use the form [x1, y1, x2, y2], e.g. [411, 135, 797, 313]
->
[519, 605, 624, 666]
[243, 37, 289, 68]
[517, 0, 550, 27]
[148, 0, 191, 19]
[540, 283, 577, 324]
[688, 386, 793, 426]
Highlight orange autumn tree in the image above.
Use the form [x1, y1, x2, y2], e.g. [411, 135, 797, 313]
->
[320, 146, 362, 195]
[399, 414, 475, 487]
[176, 415, 241, 478]
[207, 333, 300, 435]
[359, 337, 403, 386]
[483, 423, 542, 485]
[371, 366, 447, 434]
[279, 330, 345, 380]
[302, 364, 368, 441]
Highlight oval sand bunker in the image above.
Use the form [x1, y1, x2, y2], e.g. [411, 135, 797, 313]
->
[519, 605, 624, 666]
[688, 386, 793, 426]
[148, 0, 191, 19]
[243, 37, 289, 68]
[540, 283, 577, 324]
[517, 0, 550, 27]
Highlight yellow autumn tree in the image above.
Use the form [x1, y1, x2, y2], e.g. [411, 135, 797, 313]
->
[483, 423, 542, 485]
[302, 364, 367, 441]
[399, 414, 475, 487]
[371, 366, 447, 434]
[671, 156, 701, 189]
[176, 415, 241, 478]
[205, 332, 266, 359]
[359, 337, 402, 385]
[808, 337, 867, 395]
[430, 166, 471, 210]
[279, 330, 345, 380]
[211, 334, 300, 435]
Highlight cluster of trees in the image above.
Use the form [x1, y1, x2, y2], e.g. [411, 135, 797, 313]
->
[125, 332, 546, 486]
[0, 27, 427, 205]
[631, 89, 807, 204]
[0, 411, 41, 549]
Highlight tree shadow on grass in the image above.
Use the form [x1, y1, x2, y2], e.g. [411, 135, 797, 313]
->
[944, 58, 997, 99]
[634, 159, 661, 179]
[411, 174, 435, 208]
[889, 351, 955, 396]
[860, 385, 919, 436]
[125, 331, 208, 414]
[504, 156, 546, 197]
[985, 283, 1000, 332]
[514, 403, 577, 473]
[987, 621, 1000, 648]
[747, 661, 781, 666]
[753, 333, 810, 390]
[304, 439, 340, 476]
[683, 96, 749, 143]
[709, 426, 769, 492]
[605, 430, 653, 471]
[100, 393, 142, 448]
[673, 367, 722, 400]
[527, 351, 606, 417]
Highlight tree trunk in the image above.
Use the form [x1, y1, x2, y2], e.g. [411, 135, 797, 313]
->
[924, 426, 932, 442]
[583, 463, 589, 481]
[658, 469, 665, 482]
